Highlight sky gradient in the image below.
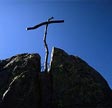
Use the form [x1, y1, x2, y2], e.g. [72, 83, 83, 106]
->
[0, 0, 112, 88]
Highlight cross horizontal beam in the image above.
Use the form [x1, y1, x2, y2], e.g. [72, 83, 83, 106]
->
[26, 20, 64, 30]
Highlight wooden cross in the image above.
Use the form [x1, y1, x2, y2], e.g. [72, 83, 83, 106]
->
[26, 17, 64, 72]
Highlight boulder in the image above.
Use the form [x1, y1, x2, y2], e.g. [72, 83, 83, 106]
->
[49, 47, 112, 108]
[0, 53, 41, 108]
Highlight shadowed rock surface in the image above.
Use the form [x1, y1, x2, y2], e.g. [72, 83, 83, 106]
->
[0, 53, 41, 108]
[50, 47, 112, 108]
[0, 47, 112, 108]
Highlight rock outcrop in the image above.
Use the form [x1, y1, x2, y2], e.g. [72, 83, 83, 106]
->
[0, 53, 41, 108]
[0, 47, 112, 108]
[50, 47, 112, 108]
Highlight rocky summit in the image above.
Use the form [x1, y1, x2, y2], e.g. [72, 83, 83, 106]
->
[0, 47, 112, 108]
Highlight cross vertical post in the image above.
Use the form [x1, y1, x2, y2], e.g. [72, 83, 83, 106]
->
[43, 17, 54, 72]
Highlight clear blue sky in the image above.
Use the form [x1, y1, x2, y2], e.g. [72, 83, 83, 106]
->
[0, 0, 112, 88]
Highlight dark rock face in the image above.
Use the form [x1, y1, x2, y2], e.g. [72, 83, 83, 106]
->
[0, 53, 41, 108]
[0, 48, 112, 108]
[50, 47, 112, 108]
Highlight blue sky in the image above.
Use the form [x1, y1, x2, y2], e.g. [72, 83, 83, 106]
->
[0, 0, 112, 88]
